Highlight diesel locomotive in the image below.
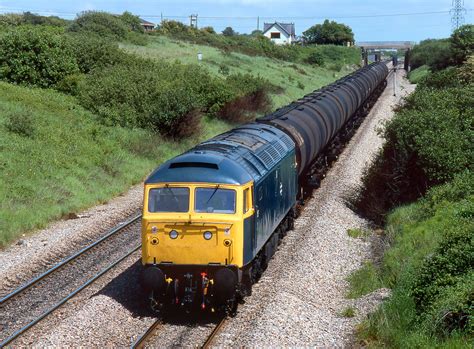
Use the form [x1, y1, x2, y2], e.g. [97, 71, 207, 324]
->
[141, 62, 389, 313]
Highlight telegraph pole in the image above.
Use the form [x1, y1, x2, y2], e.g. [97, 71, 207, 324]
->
[451, 0, 466, 31]
[257, 16, 260, 31]
[190, 14, 198, 28]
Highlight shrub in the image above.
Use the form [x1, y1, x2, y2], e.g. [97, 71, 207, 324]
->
[411, 227, 474, 314]
[5, 111, 35, 137]
[352, 65, 473, 224]
[66, 33, 126, 73]
[307, 50, 325, 65]
[78, 59, 217, 137]
[218, 64, 230, 76]
[451, 24, 474, 66]
[68, 11, 129, 39]
[410, 39, 453, 71]
[0, 12, 68, 27]
[0, 27, 78, 87]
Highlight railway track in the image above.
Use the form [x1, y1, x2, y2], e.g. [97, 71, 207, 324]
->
[201, 316, 227, 349]
[0, 214, 142, 346]
[130, 319, 162, 349]
[130, 315, 227, 349]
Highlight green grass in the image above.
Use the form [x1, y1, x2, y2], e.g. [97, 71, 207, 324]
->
[0, 82, 231, 246]
[347, 227, 370, 239]
[347, 261, 383, 299]
[340, 306, 357, 318]
[120, 36, 352, 109]
[408, 65, 430, 83]
[354, 174, 474, 348]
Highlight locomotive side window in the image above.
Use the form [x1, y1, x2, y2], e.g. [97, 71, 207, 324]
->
[195, 188, 236, 214]
[148, 187, 189, 213]
[243, 188, 251, 213]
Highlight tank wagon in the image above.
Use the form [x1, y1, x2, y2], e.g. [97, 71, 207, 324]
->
[141, 62, 389, 313]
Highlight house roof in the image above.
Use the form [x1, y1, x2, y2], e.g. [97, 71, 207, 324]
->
[263, 22, 295, 37]
[139, 18, 155, 26]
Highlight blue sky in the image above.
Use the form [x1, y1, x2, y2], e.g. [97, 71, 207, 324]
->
[0, 0, 472, 42]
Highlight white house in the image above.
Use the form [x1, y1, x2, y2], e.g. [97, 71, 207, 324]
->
[263, 22, 295, 45]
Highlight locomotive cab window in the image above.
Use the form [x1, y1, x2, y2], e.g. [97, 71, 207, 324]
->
[148, 187, 190, 213]
[195, 187, 236, 214]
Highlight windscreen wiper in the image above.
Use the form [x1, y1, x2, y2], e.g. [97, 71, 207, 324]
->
[205, 184, 220, 205]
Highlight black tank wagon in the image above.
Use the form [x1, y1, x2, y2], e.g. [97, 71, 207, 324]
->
[257, 62, 388, 197]
[140, 62, 389, 313]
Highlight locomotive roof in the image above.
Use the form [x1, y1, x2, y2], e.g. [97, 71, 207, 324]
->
[145, 123, 295, 185]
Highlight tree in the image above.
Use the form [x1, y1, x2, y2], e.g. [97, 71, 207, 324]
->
[450, 24, 474, 65]
[120, 11, 144, 33]
[303, 19, 354, 45]
[222, 26, 236, 36]
[251, 29, 263, 37]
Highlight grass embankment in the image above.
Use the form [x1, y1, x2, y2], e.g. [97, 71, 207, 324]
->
[122, 36, 352, 108]
[408, 65, 430, 83]
[0, 82, 230, 246]
[350, 174, 473, 347]
[346, 56, 473, 347]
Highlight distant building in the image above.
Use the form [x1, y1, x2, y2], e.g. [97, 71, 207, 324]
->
[140, 18, 155, 32]
[263, 22, 295, 45]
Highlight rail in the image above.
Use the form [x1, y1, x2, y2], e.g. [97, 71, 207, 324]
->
[0, 213, 142, 305]
[0, 244, 141, 347]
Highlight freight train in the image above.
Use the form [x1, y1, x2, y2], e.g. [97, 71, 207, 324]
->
[140, 62, 389, 313]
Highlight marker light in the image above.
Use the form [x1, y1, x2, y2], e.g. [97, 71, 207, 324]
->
[151, 226, 158, 234]
[169, 230, 178, 239]
[203, 231, 213, 240]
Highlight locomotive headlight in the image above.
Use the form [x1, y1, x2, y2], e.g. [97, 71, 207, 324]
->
[203, 231, 213, 240]
[169, 230, 178, 239]
[151, 226, 158, 234]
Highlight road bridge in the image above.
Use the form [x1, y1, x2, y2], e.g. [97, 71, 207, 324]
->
[355, 41, 415, 49]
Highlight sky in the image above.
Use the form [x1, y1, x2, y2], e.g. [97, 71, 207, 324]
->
[0, 0, 472, 42]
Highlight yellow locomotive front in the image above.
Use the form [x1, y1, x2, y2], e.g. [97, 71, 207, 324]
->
[140, 155, 255, 312]
[142, 182, 254, 267]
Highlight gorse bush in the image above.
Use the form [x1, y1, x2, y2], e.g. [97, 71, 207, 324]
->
[0, 26, 78, 87]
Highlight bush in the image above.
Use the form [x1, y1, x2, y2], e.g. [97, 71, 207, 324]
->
[66, 33, 126, 73]
[0, 26, 78, 87]
[352, 65, 473, 224]
[355, 173, 474, 347]
[307, 51, 325, 66]
[0, 12, 68, 27]
[5, 111, 35, 137]
[411, 226, 474, 314]
[451, 24, 474, 66]
[68, 11, 129, 39]
[77, 59, 223, 137]
[410, 39, 453, 71]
